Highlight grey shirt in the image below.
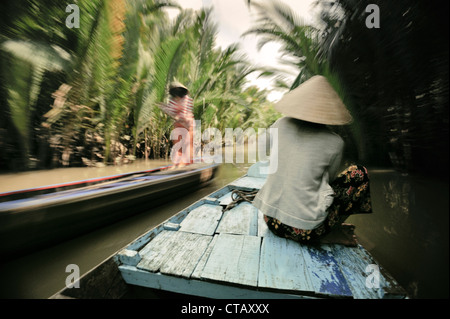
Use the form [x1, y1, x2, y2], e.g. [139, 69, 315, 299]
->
[253, 117, 344, 230]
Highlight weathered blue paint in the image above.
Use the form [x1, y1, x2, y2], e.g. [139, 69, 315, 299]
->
[115, 162, 407, 299]
[301, 245, 353, 297]
[119, 265, 314, 299]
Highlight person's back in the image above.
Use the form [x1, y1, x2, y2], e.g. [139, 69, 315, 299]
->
[252, 75, 372, 246]
[253, 117, 344, 230]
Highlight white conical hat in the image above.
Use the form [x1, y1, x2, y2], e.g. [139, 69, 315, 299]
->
[169, 81, 189, 96]
[274, 75, 353, 125]
[169, 81, 188, 91]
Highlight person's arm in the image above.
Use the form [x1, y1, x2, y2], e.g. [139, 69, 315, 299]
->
[177, 96, 195, 128]
[158, 100, 179, 119]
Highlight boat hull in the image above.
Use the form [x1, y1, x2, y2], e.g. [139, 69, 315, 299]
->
[50, 163, 408, 299]
[0, 164, 218, 260]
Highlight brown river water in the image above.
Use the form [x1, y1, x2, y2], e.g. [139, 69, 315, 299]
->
[0, 160, 448, 298]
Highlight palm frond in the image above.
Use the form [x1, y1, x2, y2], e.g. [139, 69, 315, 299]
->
[136, 36, 185, 135]
[243, 0, 324, 86]
[1, 40, 71, 72]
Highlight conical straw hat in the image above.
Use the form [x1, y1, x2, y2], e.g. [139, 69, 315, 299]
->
[169, 81, 189, 96]
[169, 81, 188, 91]
[274, 75, 352, 125]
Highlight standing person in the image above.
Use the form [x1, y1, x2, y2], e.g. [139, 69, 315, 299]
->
[252, 75, 372, 246]
[159, 82, 195, 167]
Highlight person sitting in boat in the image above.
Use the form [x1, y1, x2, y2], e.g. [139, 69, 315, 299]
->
[252, 75, 373, 247]
[158, 82, 195, 166]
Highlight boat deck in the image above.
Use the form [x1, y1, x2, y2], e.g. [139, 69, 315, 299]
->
[115, 174, 407, 299]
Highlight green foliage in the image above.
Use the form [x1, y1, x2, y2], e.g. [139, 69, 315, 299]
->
[315, 0, 448, 174]
[0, 0, 277, 169]
[245, 0, 448, 175]
[244, 0, 326, 88]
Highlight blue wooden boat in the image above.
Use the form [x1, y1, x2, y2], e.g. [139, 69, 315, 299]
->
[0, 162, 218, 260]
[51, 162, 407, 299]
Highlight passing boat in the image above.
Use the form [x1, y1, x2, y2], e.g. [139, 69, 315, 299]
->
[0, 162, 218, 260]
[51, 162, 408, 299]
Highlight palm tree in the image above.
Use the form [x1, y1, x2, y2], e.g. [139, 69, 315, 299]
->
[0, 0, 278, 169]
[0, 0, 121, 168]
[0, 0, 95, 168]
[244, 0, 324, 89]
[243, 0, 364, 163]
[133, 7, 260, 158]
[103, 0, 180, 162]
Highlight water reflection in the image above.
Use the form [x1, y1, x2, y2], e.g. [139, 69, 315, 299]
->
[348, 169, 449, 298]
[0, 162, 252, 298]
[0, 162, 447, 298]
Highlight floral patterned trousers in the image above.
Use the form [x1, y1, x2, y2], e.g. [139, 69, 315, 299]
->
[264, 165, 373, 244]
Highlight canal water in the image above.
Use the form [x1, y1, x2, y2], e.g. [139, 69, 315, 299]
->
[0, 161, 447, 298]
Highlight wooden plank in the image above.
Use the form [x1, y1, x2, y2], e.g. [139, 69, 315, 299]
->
[249, 205, 259, 237]
[178, 204, 223, 236]
[300, 244, 353, 297]
[201, 234, 261, 287]
[191, 235, 218, 279]
[257, 210, 276, 238]
[229, 176, 266, 191]
[119, 265, 315, 299]
[115, 249, 141, 266]
[331, 244, 407, 299]
[125, 199, 213, 252]
[136, 230, 177, 272]
[216, 202, 258, 236]
[137, 231, 212, 278]
[258, 236, 315, 293]
[160, 233, 212, 278]
[168, 199, 214, 224]
[329, 244, 380, 299]
[163, 222, 180, 231]
[217, 191, 234, 206]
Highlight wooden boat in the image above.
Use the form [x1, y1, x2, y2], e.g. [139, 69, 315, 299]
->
[0, 162, 218, 260]
[51, 162, 408, 299]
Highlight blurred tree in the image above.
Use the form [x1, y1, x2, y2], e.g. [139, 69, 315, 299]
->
[244, 0, 324, 88]
[315, 0, 449, 175]
[244, 0, 362, 164]
[245, 0, 448, 175]
[0, 0, 279, 170]
[133, 7, 268, 159]
[0, 0, 75, 169]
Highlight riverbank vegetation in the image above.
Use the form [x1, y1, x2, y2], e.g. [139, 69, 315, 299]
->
[245, 0, 448, 176]
[0, 0, 447, 178]
[0, 0, 280, 171]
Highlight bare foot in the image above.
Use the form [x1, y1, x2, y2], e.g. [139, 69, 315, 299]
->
[319, 223, 358, 247]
